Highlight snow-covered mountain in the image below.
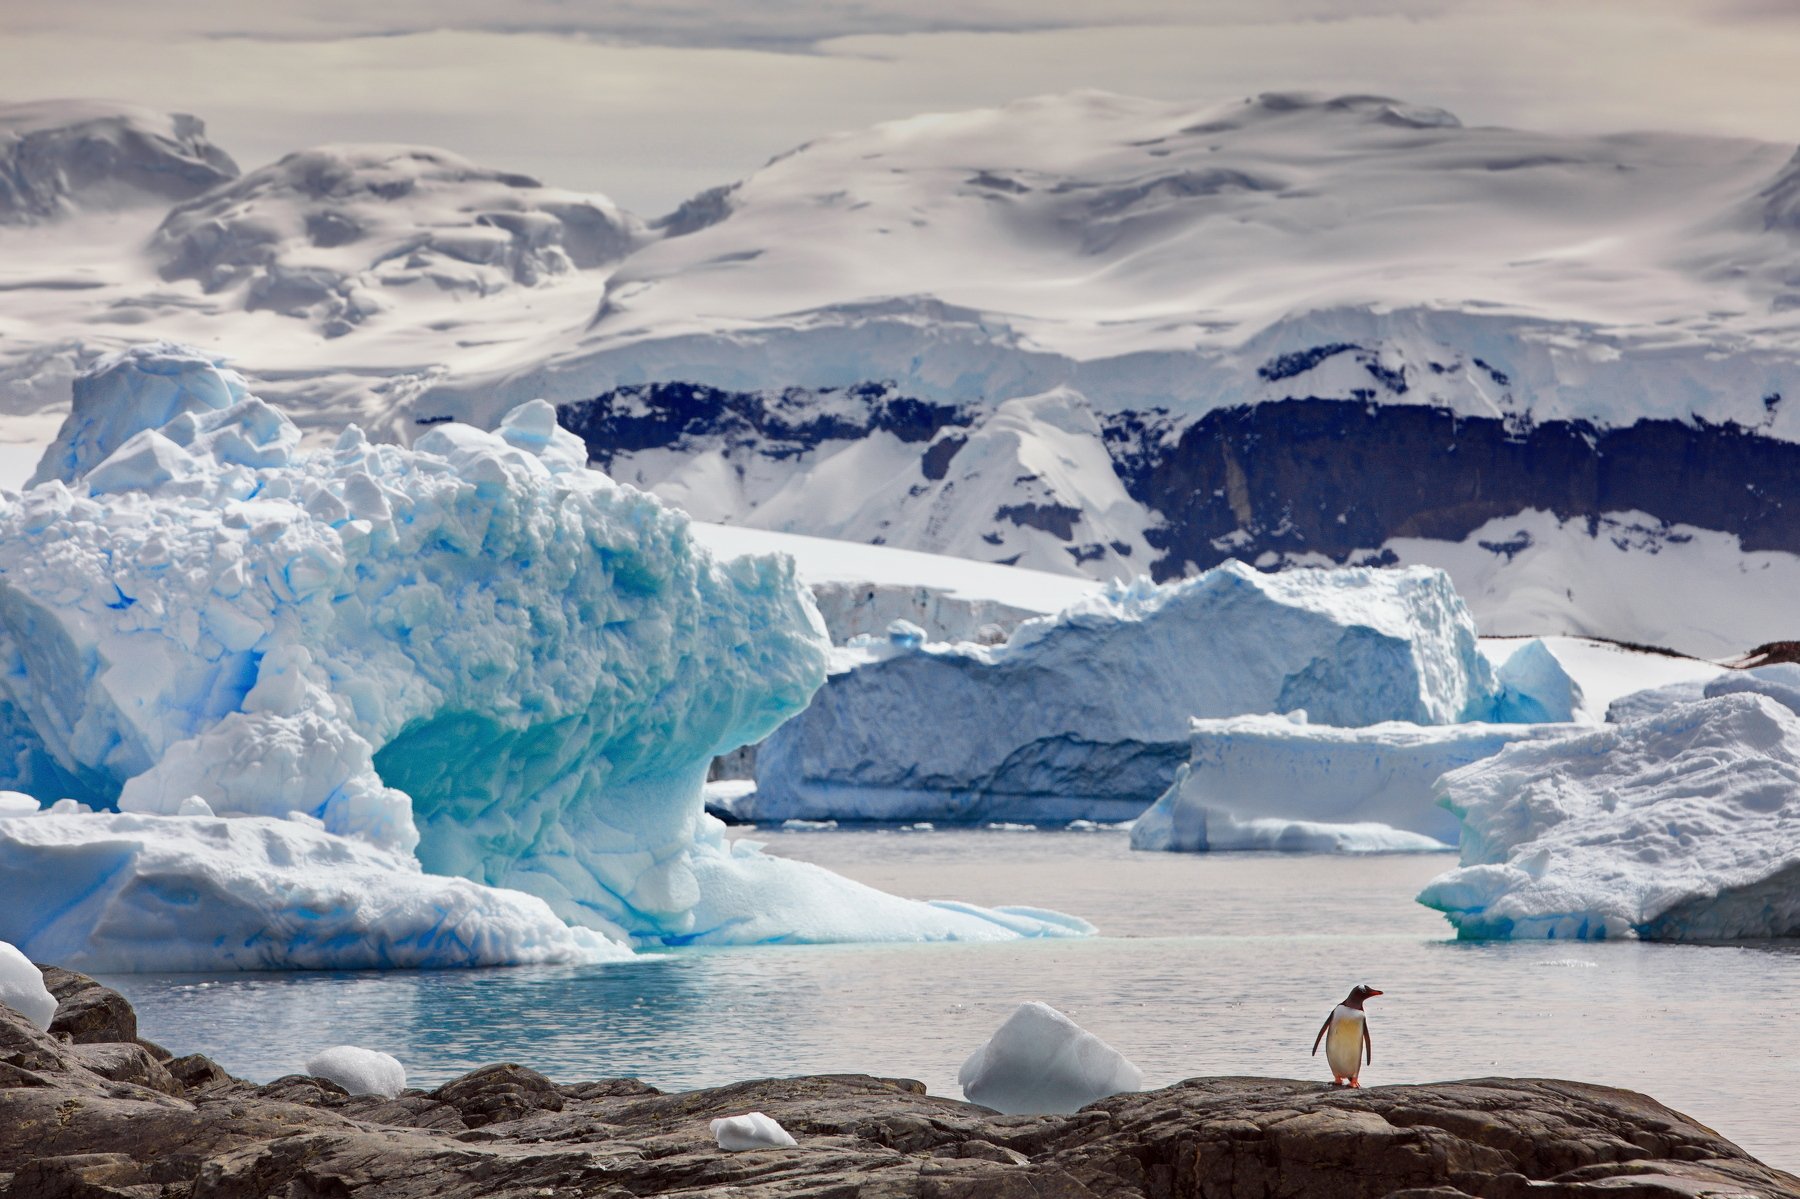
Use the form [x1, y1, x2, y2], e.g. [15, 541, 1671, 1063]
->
[151, 145, 645, 337]
[0, 101, 238, 224]
[1, 92, 1797, 654]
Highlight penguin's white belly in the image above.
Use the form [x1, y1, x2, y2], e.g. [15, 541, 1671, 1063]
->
[1325, 1008, 1364, 1079]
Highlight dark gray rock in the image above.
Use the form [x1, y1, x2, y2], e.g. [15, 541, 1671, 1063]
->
[37, 966, 138, 1046]
[0, 992, 1794, 1199]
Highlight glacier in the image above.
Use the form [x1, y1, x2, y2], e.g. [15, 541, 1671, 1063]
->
[1417, 693, 1800, 940]
[1130, 713, 1583, 854]
[0, 342, 1086, 969]
[751, 563, 1511, 823]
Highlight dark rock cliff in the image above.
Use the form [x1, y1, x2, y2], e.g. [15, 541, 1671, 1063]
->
[557, 381, 1800, 579]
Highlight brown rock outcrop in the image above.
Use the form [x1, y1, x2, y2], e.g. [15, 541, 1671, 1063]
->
[1, 984, 1794, 1199]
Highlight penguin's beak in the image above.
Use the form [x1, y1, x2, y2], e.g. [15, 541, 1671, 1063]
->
[1368, 989, 1384, 997]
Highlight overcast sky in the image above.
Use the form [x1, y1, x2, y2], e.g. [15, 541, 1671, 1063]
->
[4, 0, 1798, 215]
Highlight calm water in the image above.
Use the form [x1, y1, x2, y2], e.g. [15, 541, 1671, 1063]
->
[107, 827, 1800, 1172]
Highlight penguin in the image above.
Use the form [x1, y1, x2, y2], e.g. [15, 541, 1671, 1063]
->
[1311, 984, 1382, 1087]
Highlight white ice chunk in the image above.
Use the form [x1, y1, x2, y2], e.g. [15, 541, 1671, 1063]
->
[1705, 663, 1800, 716]
[1144, 805, 1454, 854]
[710, 1112, 798, 1150]
[958, 1001, 1141, 1115]
[496, 398, 590, 475]
[1131, 718, 1581, 853]
[0, 939, 56, 1031]
[306, 1045, 407, 1098]
[0, 792, 41, 818]
[0, 812, 631, 972]
[1490, 639, 1584, 723]
[30, 342, 249, 487]
[1606, 678, 1710, 723]
[755, 562, 1504, 823]
[1418, 693, 1800, 940]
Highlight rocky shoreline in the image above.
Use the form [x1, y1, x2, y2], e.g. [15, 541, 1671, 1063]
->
[3, 969, 1796, 1199]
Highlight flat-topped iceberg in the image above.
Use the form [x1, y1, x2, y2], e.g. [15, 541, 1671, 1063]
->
[1418, 693, 1800, 940]
[1131, 714, 1582, 854]
[753, 563, 1518, 822]
[0, 342, 1086, 968]
[0, 809, 628, 972]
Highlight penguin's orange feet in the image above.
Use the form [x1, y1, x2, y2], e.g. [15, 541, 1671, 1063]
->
[1348, 1078, 1362, 1088]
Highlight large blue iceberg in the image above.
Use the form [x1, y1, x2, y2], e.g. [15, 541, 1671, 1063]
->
[0, 343, 1086, 970]
[752, 563, 1518, 823]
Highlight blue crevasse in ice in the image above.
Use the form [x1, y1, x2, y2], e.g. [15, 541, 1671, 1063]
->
[0, 343, 1089, 969]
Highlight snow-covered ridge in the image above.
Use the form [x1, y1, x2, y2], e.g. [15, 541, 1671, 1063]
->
[0, 100, 238, 224]
[440, 88, 1799, 432]
[151, 145, 645, 337]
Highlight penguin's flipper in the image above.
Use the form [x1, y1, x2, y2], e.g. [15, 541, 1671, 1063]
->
[1311, 1013, 1332, 1056]
[1363, 1020, 1373, 1065]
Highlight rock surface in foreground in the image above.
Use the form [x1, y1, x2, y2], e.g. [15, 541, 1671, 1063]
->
[1, 972, 1795, 1198]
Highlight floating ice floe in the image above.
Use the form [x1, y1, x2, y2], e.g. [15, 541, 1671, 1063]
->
[306, 1045, 408, 1098]
[0, 939, 56, 1031]
[1131, 713, 1582, 854]
[0, 342, 1087, 969]
[710, 1112, 798, 1150]
[754, 563, 1542, 823]
[1417, 693, 1800, 940]
[0, 812, 627, 972]
[959, 1001, 1142, 1115]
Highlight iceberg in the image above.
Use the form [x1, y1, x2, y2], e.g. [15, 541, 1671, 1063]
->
[0, 343, 1086, 968]
[753, 563, 1509, 823]
[1605, 664, 1800, 725]
[306, 1046, 407, 1098]
[1131, 715, 1582, 854]
[958, 1002, 1142, 1115]
[0, 811, 627, 972]
[0, 939, 56, 1032]
[1418, 693, 1800, 940]
[1704, 664, 1800, 716]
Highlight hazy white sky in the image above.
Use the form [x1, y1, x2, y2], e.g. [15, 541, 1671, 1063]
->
[4, 0, 1797, 215]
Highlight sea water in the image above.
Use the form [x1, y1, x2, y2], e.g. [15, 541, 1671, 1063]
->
[106, 827, 1800, 1171]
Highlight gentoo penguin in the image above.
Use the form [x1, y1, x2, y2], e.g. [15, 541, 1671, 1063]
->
[1311, 984, 1382, 1087]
